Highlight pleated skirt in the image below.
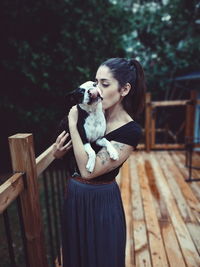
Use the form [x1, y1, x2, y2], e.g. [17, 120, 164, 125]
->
[61, 177, 126, 267]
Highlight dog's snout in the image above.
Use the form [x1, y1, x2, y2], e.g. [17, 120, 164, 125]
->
[88, 88, 98, 99]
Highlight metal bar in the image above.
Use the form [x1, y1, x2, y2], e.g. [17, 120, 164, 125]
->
[185, 178, 200, 182]
[3, 209, 17, 267]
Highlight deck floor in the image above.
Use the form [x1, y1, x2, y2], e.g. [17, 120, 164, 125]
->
[56, 150, 200, 267]
[118, 150, 200, 267]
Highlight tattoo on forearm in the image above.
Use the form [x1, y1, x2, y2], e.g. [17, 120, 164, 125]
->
[113, 143, 125, 151]
[97, 150, 109, 165]
[97, 143, 125, 165]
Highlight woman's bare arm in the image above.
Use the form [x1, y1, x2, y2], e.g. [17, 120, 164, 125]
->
[69, 123, 133, 179]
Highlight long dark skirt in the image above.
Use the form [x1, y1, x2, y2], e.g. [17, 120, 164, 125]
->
[61, 178, 126, 267]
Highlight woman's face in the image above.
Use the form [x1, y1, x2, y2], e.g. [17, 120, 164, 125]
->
[95, 65, 121, 110]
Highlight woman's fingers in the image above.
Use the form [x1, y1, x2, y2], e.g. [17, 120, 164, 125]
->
[56, 130, 66, 144]
[59, 133, 69, 147]
[63, 140, 72, 151]
[56, 131, 70, 147]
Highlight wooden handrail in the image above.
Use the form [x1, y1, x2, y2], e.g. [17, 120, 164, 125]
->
[0, 172, 24, 213]
[151, 99, 189, 107]
[36, 143, 55, 177]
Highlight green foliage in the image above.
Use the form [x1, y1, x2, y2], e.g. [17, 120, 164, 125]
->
[0, 0, 132, 167]
[1, 0, 199, 171]
[123, 0, 200, 99]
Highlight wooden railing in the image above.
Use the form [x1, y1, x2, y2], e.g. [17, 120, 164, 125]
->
[0, 134, 64, 267]
[145, 90, 199, 152]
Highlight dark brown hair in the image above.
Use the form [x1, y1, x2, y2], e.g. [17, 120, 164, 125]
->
[100, 58, 146, 119]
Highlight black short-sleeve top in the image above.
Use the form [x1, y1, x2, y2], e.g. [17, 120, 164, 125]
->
[89, 120, 142, 183]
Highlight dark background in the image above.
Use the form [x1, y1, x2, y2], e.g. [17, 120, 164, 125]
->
[0, 0, 199, 174]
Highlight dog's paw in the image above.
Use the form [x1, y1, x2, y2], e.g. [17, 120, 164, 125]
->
[86, 158, 96, 173]
[107, 147, 119, 161]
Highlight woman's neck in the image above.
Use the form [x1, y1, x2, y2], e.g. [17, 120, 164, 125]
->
[105, 103, 130, 124]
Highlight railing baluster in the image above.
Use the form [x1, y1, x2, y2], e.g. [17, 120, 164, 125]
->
[16, 197, 30, 267]
[57, 168, 63, 265]
[49, 167, 60, 264]
[61, 167, 65, 199]
[43, 170, 55, 266]
[3, 209, 17, 267]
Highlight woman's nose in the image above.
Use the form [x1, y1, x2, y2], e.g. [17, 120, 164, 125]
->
[97, 85, 103, 95]
[96, 87, 103, 98]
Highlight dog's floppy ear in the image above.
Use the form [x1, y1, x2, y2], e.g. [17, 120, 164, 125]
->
[66, 87, 85, 105]
[66, 88, 79, 106]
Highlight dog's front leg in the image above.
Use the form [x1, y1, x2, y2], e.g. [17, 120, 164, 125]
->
[96, 138, 119, 160]
[84, 143, 96, 173]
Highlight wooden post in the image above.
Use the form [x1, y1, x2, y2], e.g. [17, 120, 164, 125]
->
[185, 90, 197, 140]
[8, 134, 48, 267]
[145, 92, 152, 152]
[151, 107, 156, 148]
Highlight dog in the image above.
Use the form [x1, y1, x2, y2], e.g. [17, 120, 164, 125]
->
[75, 81, 119, 173]
[57, 81, 119, 175]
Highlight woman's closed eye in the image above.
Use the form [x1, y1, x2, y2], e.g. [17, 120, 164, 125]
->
[94, 80, 109, 88]
[102, 84, 109, 87]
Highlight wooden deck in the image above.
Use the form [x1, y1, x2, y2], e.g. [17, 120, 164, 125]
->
[118, 150, 200, 267]
[56, 150, 200, 267]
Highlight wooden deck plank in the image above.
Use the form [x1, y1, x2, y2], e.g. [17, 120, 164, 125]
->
[153, 151, 200, 255]
[135, 152, 169, 267]
[161, 151, 200, 223]
[129, 155, 152, 267]
[172, 152, 200, 203]
[154, 151, 198, 222]
[169, 151, 200, 205]
[146, 152, 200, 267]
[176, 151, 200, 180]
[141, 151, 186, 267]
[120, 160, 134, 266]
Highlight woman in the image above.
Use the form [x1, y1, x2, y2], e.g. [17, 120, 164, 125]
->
[53, 58, 146, 267]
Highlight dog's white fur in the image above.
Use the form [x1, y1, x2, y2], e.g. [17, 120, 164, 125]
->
[78, 81, 119, 173]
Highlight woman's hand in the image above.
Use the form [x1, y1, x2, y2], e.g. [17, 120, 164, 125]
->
[53, 130, 72, 159]
[68, 105, 78, 128]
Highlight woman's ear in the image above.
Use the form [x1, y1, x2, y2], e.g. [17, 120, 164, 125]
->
[121, 83, 131, 96]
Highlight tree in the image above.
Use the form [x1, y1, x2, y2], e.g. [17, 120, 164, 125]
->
[0, 0, 133, 172]
[118, 0, 200, 99]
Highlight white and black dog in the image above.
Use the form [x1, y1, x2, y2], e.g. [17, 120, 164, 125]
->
[57, 81, 119, 175]
[69, 81, 119, 173]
